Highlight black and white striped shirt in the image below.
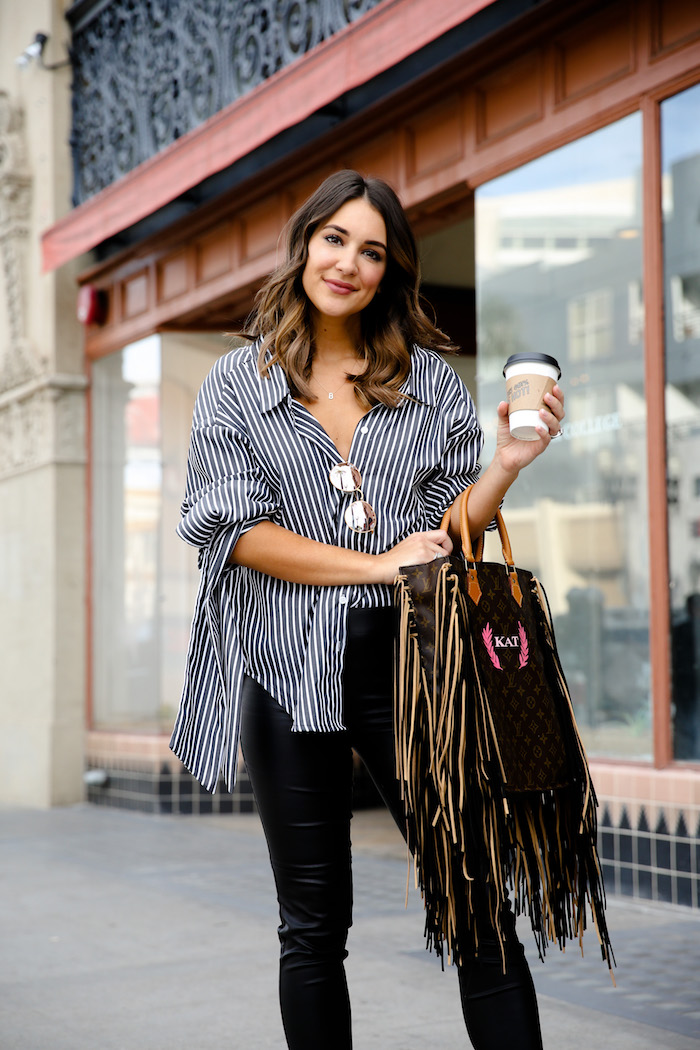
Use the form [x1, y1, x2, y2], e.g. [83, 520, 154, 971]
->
[170, 341, 483, 791]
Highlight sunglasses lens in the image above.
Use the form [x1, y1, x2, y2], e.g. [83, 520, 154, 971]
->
[344, 500, 377, 533]
[329, 463, 362, 493]
[329, 463, 376, 533]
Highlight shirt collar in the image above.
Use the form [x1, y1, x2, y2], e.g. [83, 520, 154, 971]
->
[254, 337, 290, 413]
[398, 347, 436, 406]
[259, 359, 291, 413]
[258, 344, 436, 411]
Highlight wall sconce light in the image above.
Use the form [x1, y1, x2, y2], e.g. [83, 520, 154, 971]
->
[15, 32, 70, 71]
[77, 285, 108, 326]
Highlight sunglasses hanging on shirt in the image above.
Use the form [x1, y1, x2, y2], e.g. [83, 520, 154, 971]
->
[329, 462, 377, 534]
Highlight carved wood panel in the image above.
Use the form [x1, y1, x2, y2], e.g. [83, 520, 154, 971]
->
[474, 51, 544, 145]
[406, 95, 465, 180]
[241, 195, 285, 264]
[157, 250, 189, 303]
[553, 0, 636, 108]
[196, 225, 235, 283]
[122, 270, 150, 319]
[650, 0, 700, 58]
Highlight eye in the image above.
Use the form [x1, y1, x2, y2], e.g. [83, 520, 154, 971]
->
[363, 249, 383, 262]
[324, 233, 343, 245]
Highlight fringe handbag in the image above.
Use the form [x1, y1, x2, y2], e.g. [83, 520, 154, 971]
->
[394, 486, 614, 973]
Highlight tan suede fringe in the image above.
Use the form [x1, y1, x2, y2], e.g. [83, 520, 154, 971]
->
[394, 560, 614, 977]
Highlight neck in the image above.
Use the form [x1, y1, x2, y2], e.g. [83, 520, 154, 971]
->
[311, 313, 363, 365]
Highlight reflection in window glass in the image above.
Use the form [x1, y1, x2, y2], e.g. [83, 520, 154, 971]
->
[663, 83, 700, 761]
[568, 289, 613, 361]
[91, 332, 223, 730]
[476, 113, 651, 759]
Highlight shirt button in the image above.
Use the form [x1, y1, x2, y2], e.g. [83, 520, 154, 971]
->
[339, 594, 348, 604]
[360, 426, 368, 434]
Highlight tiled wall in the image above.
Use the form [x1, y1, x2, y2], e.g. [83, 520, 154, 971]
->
[598, 800, 700, 909]
[84, 732, 256, 814]
[85, 761, 257, 815]
[591, 763, 700, 910]
[84, 738, 383, 815]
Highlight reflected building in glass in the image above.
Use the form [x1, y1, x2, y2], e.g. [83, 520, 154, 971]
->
[475, 115, 651, 760]
[663, 84, 700, 762]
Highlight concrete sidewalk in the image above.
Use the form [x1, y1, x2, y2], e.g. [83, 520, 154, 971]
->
[0, 804, 698, 1049]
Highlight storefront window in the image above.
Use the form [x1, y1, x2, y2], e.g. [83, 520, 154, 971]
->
[91, 332, 223, 730]
[663, 83, 700, 761]
[475, 114, 651, 759]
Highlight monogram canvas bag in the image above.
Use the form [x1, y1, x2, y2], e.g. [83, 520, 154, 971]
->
[394, 486, 614, 972]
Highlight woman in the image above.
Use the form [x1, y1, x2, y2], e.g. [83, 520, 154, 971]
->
[172, 170, 564, 1049]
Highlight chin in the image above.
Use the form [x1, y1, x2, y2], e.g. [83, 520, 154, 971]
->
[317, 300, 362, 320]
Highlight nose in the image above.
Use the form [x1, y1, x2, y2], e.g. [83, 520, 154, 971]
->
[335, 252, 358, 276]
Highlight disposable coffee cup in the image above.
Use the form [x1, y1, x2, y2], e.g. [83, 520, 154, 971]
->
[503, 353, 561, 441]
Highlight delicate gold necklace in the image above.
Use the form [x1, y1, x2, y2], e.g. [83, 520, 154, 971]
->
[313, 374, 348, 400]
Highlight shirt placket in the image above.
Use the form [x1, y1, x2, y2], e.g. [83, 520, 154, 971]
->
[340, 413, 378, 607]
[287, 401, 354, 713]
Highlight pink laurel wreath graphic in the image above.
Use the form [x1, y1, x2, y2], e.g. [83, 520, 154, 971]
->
[518, 622, 529, 668]
[482, 623, 502, 669]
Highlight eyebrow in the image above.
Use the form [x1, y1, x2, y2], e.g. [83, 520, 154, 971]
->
[323, 224, 387, 251]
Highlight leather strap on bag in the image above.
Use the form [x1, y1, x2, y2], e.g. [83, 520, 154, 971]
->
[441, 488, 523, 607]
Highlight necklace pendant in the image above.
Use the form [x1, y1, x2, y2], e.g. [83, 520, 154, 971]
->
[328, 392, 334, 399]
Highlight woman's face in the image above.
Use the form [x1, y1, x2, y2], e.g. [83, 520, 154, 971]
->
[301, 197, 387, 329]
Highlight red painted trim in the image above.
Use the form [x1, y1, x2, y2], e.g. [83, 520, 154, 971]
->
[641, 94, 672, 769]
[42, 0, 498, 273]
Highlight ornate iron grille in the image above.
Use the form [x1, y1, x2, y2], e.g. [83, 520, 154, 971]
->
[68, 0, 383, 206]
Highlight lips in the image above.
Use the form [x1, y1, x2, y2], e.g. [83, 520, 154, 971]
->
[323, 278, 357, 294]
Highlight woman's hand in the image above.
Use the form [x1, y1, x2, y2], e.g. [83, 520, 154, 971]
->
[373, 529, 453, 585]
[451, 384, 566, 544]
[493, 384, 565, 477]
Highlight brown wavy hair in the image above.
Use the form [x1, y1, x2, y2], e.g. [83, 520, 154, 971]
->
[246, 169, 455, 408]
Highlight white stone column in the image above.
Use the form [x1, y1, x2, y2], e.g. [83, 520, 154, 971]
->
[0, 5, 88, 806]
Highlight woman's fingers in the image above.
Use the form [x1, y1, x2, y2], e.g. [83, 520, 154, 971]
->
[395, 529, 452, 560]
[426, 528, 453, 552]
[498, 385, 566, 443]
[541, 384, 565, 436]
[376, 529, 453, 583]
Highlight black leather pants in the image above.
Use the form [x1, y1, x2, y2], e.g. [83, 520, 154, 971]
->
[240, 607, 543, 1050]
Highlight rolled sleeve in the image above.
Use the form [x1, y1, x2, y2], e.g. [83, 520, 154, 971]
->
[177, 372, 280, 585]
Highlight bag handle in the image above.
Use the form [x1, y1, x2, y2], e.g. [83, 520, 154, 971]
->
[440, 487, 523, 607]
[439, 502, 484, 559]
